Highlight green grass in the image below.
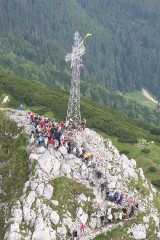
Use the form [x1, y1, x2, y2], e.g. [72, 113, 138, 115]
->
[100, 132, 160, 188]
[125, 91, 157, 109]
[49, 177, 95, 221]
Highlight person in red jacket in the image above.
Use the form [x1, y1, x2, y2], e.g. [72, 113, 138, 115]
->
[80, 223, 85, 232]
[30, 113, 35, 123]
[60, 121, 65, 131]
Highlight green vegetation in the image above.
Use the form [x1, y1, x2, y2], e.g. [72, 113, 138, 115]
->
[0, 111, 29, 239]
[141, 148, 151, 154]
[148, 166, 156, 173]
[49, 177, 95, 220]
[0, 0, 160, 98]
[0, 1, 160, 127]
[1, 71, 160, 144]
[103, 134, 160, 188]
[119, 150, 130, 155]
[126, 91, 157, 109]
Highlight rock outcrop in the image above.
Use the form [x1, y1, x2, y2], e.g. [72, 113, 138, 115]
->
[2, 109, 160, 240]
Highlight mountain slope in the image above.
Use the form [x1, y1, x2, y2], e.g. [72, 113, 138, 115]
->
[1, 108, 160, 240]
[0, 0, 160, 97]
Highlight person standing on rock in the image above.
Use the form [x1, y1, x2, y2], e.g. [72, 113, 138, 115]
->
[80, 223, 85, 232]
[81, 118, 86, 130]
[19, 104, 24, 111]
[73, 230, 78, 240]
[108, 212, 113, 224]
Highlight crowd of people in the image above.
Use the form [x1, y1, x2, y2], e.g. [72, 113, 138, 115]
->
[26, 109, 86, 153]
[106, 191, 139, 222]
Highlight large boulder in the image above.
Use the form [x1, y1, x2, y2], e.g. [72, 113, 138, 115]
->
[37, 146, 46, 154]
[61, 163, 71, 175]
[128, 224, 147, 240]
[50, 211, 60, 225]
[89, 217, 97, 229]
[58, 146, 68, 155]
[43, 184, 53, 200]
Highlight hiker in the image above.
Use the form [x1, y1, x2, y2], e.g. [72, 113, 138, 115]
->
[30, 133, 35, 144]
[80, 223, 85, 232]
[100, 183, 105, 192]
[60, 121, 65, 131]
[73, 230, 78, 240]
[30, 112, 35, 123]
[81, 118, 86, 130]
[129, 204, 135, 218]
[96, 170, 102, 179]
[19, 104, 24, 111]
[108, 213, 113, 224]
[37, 134, 43, 145]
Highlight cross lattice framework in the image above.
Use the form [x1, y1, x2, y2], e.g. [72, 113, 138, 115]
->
[65, 31, 85, 126]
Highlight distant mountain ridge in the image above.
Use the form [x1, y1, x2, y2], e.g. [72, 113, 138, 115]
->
[0, 0, 160, 97]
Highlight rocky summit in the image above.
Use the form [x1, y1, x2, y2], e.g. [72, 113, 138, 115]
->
[1, 109, 160, 240]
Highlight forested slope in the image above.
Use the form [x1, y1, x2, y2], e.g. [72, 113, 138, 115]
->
[0, 0, 160, 97]
[1, 71, 160, 144]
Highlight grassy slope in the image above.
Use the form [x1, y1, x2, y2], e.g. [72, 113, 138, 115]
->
[103, 133, 160, 187]
[125, 91, 157, 109]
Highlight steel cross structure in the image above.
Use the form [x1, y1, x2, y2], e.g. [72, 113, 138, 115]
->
[65, 31, 86, 126]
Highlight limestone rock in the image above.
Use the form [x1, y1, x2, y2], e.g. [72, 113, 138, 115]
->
[61, 163, 71, 175]
[37, 146, 46, 154]
[36, 183, 45, 196]
[56, 225, 67, 238]
[128, 224, 146, 240]
[43, 184, 53, 200]
[79, 213, 88, 225]
[58, 146, 67, 155]
[52, 159, 61, 177]
[89, 217, 97, 229]
[50, 211, 60, 225]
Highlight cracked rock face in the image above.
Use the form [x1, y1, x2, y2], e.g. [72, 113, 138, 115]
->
[3, 110, 160, 240]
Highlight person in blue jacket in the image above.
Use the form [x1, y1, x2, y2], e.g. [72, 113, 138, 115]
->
[19, 104, 24, 111]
